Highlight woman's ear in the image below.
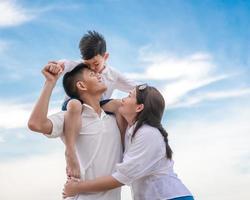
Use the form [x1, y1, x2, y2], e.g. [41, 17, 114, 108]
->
[76, 81, 87, 91]
[135, 104, 144, 113]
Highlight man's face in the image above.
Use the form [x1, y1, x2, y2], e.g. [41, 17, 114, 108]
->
[81, 68, 107, 95]
[84, 53, 108, 73]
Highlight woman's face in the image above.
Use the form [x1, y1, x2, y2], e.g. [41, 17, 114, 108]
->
[119, 88, 143, 121]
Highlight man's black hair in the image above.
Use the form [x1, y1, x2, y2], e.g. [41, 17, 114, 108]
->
[79, 30, 106, 60]
[63, 63, 89, 99]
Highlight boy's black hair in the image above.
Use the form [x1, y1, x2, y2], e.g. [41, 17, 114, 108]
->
[79, 31, 106, 60]
[63, 63, 89, 99]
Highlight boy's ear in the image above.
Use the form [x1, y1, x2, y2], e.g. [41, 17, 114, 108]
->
[76, 81, 87, 91]
[104, 52, 109, 61]
[135, 104, 144, 113]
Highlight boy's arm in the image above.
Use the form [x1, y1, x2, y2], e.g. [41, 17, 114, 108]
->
[111, 68, 137, 92]
[28, 62, 62, 134]
[58, 59, 81, 75]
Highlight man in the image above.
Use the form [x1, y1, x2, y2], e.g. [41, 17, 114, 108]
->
[28, 62, 123, 200]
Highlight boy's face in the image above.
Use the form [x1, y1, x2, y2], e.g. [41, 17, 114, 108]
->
[84, 53, 109, 73]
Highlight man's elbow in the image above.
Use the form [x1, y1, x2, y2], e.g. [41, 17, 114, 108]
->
[27, 119, 42, 132]
[28, 119, 44, 133]
[28, 118, 52, 135]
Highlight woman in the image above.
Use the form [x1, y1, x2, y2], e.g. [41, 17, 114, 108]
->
[63, 84, 194, 200]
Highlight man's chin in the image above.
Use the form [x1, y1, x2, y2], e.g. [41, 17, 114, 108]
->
[95, 84, 107, 93]
[100, 85, 107, 93]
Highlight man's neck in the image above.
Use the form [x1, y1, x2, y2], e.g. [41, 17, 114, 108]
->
[80, 94, 102, 116]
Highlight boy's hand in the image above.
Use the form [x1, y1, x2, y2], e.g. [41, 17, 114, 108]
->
[42, 61, 63, 84]
[63, 177, 81, 198]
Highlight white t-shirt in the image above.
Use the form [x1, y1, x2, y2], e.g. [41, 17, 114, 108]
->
[46, 104, 123, 200]
[61, 60, 136, 100]
[112, 124, 192, 200]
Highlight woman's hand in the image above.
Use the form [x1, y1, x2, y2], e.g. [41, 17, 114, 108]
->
[63, 177, 81, 199]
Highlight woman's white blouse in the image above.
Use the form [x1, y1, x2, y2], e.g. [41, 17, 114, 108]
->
[112, 124, 192, 200]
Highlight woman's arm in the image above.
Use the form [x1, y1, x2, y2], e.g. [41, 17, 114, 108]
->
[101, 99, 128, 147]
[63, 176, 123, 198]
[115, 112, 127, 148]
[101, 99, 121, 113]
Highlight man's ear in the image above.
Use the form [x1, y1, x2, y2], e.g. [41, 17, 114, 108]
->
[76, 81, 87, 91]
[135, 104, 144, 113]
[104, 52, 109, 61]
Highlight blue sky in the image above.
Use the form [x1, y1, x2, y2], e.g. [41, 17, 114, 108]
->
[0, 0, 250, 200]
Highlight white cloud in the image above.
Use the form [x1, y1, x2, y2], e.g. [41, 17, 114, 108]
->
[0, 0, 35, 27]
[161, 74, 229, 107]
[173, 88, 250, 108]
[0, 1, 85, 28]
[127, 48, 248, 108]
[167, 103, 250, 200]
[0, 153, 66, 200]
[0, 153, 132, 200]
[0, 100, 60, 129]
[128, 52, 215, 80]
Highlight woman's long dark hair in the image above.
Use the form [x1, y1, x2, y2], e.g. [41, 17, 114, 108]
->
[132, 84, 173, 159]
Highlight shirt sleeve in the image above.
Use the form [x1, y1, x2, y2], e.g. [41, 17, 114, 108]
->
[110, 67, 137, 93]
[44, 111, 65, 138]
[58, 59, 82, 75]
[112, 126, 165, 185]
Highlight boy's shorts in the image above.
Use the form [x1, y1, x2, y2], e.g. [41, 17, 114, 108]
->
[62, 98, 113, 114]
[170, 196, 194, 200]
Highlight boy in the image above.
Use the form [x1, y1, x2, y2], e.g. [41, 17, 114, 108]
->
[58, 31, 136, 179]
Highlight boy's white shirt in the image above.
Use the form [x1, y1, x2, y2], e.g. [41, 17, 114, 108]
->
[60, 59, 137, 100]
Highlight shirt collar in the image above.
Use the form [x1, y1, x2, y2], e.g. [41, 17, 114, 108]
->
[82, 103, 106, 120]
[127, 122, 137, 137]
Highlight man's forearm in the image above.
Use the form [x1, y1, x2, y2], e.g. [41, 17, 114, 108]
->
[28, 81, 55, 134]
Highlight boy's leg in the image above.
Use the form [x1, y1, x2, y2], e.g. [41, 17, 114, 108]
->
[64, 99, 82, 178]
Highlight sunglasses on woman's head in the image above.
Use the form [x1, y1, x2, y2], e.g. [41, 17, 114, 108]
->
[138, 84, 148, 91]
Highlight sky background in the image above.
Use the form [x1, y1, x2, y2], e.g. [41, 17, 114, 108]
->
[0, 0, 250, 199]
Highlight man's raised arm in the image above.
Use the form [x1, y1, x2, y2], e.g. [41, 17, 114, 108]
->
[28, 62, 63, 135]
